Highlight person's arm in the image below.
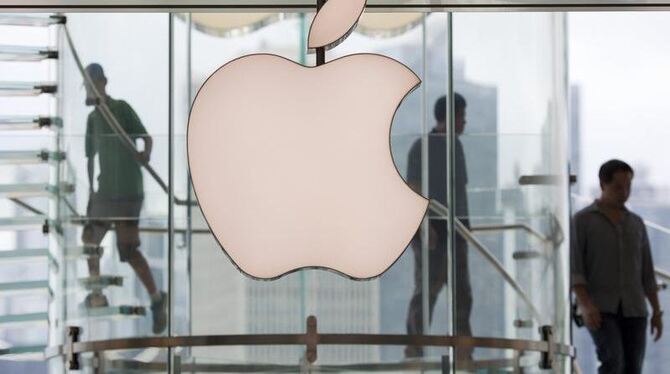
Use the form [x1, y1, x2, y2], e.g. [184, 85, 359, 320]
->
[85, 115, 96, 193]
[124, 101, 152, 164]
[87, 157, 95, 193]
[571, 215, 602, 329]
[138, 134, 153, 164]
[641, 224, 663, 341]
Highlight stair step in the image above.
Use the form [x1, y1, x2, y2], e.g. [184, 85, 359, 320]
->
[0, 183, 74, 198]
[0, 345, 45, 359]
[512, 250, 542, 260]
[74, 305, 146, 320]
[0, 280, 49, 295]
[514, 319, 534, 328]
[64, 245, 103, 259]
[0, 216, 49, 232]
[0, 82, 57, 96]
[0, 14, 65, 27]
[79, 275, 123, 291]
[0, 248, 58, 271]
[0, 45, 57, 62]
[0, 248, 49, 261]
[0, 116, 61, 131]
[0, 312, 48, 326]
[0, 150, 66, 165]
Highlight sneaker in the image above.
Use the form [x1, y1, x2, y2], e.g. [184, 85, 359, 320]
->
[151, 291, 167, 334]
[82, 292, 109, 309]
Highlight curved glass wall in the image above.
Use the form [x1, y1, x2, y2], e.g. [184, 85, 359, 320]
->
[0, 7, 571, 374]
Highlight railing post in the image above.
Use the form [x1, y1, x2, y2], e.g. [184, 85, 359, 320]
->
[539, 325, 554, 369]
[305, 315, 318, 364]
[66, 326, 81, 370]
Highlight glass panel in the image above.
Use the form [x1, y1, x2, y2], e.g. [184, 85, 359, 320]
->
[56, 13, 170, 343]
[0, 5, 575, 371]
[174, 13, 305, 343]
[452, 12, 570, 367]
[568, 12, 670, 374]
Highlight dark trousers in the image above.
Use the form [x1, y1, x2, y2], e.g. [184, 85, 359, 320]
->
[588, 306, 647, 374]
[405, 219, 473, 357]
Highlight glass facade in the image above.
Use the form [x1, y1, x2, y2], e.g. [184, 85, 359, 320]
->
[7, 3, 644, 374]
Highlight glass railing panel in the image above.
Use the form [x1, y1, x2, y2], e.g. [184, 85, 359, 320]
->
[56, 12, 171, 343]
[452, 12, 570, 349]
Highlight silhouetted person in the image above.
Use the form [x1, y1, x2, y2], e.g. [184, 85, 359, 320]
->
[572, 159, 663, 374]
[81, 63, 167, 334]
[405, 94, 473, 359]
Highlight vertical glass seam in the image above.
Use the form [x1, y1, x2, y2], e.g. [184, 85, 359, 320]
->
[446, 10, 456, 372]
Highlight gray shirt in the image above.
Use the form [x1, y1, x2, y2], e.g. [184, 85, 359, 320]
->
[406, 131, 469, 226]
[571, 201, 657, 317]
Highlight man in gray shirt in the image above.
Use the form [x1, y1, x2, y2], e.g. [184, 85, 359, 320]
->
[572, 159, 663, 374]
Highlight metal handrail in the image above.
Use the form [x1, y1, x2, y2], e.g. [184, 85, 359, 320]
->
[428, 200, 546, 324]
[655, 268, 670, 283]
[44, 319, 574, 362]
[470, 223, 550, 243]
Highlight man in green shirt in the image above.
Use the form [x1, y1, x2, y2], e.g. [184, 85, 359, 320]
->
[81, 63, 167, 334]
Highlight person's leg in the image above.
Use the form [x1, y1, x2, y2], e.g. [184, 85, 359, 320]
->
[81, 221, 109, 308]
[589, 313, 625, 374]
[620, 316, 647, 374]
[406, 243, 425, 338]
[405, 223, 447, 357]
[81, 222, 108, 277]
[116, 221, 157, 295]
[454, 233, 473, 360]
[116, 220, 167, 334]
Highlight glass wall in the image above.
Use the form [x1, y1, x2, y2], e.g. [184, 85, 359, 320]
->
[0, 8, 572, 374]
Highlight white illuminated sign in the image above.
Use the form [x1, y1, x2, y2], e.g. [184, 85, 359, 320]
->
[187, 0, 427, 280]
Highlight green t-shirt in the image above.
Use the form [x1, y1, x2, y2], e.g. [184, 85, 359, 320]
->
[85, 97, 148, 199]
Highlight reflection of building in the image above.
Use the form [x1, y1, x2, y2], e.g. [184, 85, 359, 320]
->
[246, 272, 380, 364]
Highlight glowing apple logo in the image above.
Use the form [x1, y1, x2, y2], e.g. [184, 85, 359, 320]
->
[187, 0, 428, 279]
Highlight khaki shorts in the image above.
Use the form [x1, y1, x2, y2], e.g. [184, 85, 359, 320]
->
[82, 194, 143, 262]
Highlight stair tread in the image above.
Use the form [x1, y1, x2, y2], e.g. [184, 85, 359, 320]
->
[0, 183, 74, 198]
[0, 345, 46, 359]
[0, 216, 48, 231]
[78, 275, 124, 290]
[73, 305, 146, 320]
[0, 150, 65, 165]
[0, 248, 49, 260]
[0, 312, 48, 325]
[0, 44, 57, 62]
[0, 279, 49, 292]
[0, 14, 64, 27]
[0, 116, 60, 131]
[64, 245, 103, 259]
[0, 81, 57, 96]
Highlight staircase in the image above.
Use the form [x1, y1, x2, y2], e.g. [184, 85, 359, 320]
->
[0, 13, 145, 363]
[0, 13, 64, 361]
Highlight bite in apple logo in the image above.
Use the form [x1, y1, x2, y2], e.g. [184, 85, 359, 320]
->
[187, 0, 428, 280]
